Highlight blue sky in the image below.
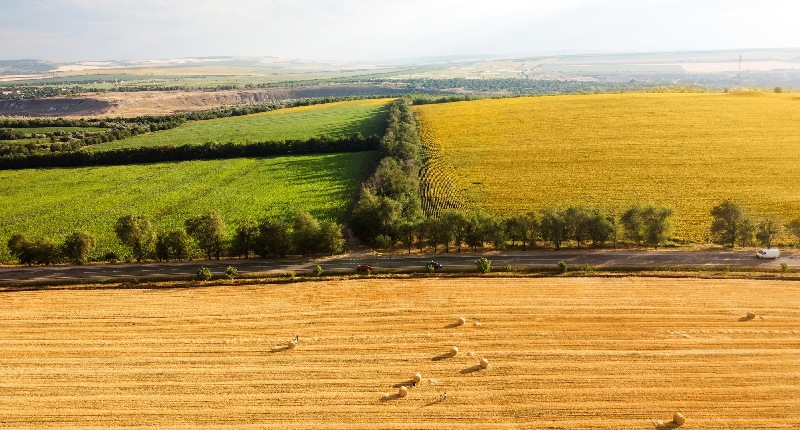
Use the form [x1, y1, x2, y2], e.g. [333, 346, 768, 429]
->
[1, 0, 798, 62]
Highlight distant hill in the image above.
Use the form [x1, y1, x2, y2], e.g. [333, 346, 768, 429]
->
[0, 60, 55, 75]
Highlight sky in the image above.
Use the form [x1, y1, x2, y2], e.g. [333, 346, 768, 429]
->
[1, 0, 799, 62]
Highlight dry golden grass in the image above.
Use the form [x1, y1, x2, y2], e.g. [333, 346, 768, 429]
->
[1, 277, 798, 429]
[414, 92, 800, 242]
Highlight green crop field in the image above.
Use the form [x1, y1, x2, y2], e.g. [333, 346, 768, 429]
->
[90, 98, 393, 152]
[415, 92, 800, 243]
[0, 152, 376, 262]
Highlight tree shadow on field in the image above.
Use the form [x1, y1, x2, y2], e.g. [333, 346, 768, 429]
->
[460, 365, 482, 374]
[432, 352, 455, 361]
[393, 380, 415, 388]
[269, 345, 290, 353]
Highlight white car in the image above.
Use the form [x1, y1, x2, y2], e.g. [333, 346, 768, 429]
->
[756, 248, 780, 259]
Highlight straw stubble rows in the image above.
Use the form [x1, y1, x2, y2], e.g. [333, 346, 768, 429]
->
[1, 277, 798, 428]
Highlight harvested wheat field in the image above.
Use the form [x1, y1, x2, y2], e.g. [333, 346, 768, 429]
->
[1, 277, 799, 429]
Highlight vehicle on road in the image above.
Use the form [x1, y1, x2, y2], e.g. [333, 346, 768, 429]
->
[426, 260, 442, 271]
[356, 264, 374, 273]
[756, 248, 780, 259]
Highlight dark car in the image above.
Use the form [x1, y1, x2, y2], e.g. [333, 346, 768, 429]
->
[427, 260, 442, 270]
[356, 264, 374, 273]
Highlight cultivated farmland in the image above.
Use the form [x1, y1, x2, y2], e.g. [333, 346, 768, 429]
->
[414, 93, 800, 242]
[0, 152, 375, 261]
[89, 98, 392, 152]
[1, 277, 797, 429]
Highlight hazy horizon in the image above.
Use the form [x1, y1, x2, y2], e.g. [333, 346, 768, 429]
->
[2, 0, 800, 63]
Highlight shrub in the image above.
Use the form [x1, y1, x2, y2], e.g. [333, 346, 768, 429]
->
[780, 261, 788, 273]
[503, 264, 514, 272]
[196, 267, 212, 281]
[224, 266, 238, 279]
[557, 260, 568, 273]
[374, 234, 393, 250]
[475, 257, 491, 273]
[313, 264, 324, 276]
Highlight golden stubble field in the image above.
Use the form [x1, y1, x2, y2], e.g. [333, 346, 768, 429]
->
[414, 93, 800, 242]
[1, 277, 799, 429]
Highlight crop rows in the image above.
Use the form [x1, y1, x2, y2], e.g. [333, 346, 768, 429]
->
[414, 93, 800, 242]
[90, 98, 393, 151]
[0, 152, 375, 261]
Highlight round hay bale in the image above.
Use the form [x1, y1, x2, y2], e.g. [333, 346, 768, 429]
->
[479, 357, 489, 369]
[746, 311, 756, 319]
[412, 373, 422, 383]
[398, 386, 408, 398]
[457, 317, 466, 326]
[287, 340, 297, 349]
[450, 346, 459, 356]
[673, 412, 686, 426]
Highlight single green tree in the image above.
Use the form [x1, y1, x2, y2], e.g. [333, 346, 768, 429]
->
[62, 231, 95, 265]
[155, 229, 191, 261]
[756, 218, 781, 249]
[292, 212, 321, 256]
[787, 218, 800, 246]
[587, 209, 615, 247]
[231, 220, 257, 259]
[115, 214, 155, 262]
[736, 216, 756, 247]
[710, 200, 744, 247]
[318, 221, 345, 255]
[642, 205, 673, 247]
[540, 208, 567, 249]
[564, 205, 592, 248]
[186, 210, 226, 260]
[621, 204, 647, 245]
[256, 218, 292, 258]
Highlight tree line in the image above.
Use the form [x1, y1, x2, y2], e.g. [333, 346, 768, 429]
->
[0, 134, 379, 169]
[0, 95, 388, 158]
[369, 204, 673, 253]
[6, 211, 344, 266]
[709, 199, 800, 248]
[350, 96, 425, 244]
[368, 200, 800, 253]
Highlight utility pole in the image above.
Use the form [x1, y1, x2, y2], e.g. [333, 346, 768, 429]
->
[738, 54, 742, 89]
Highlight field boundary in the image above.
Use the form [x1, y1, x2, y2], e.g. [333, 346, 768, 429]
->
[0, 134, 379, 169]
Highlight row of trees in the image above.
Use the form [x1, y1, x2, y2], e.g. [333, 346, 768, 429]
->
[0, 134, 378, 169]
[351, 96, 425, 244]
[115, 211, 344, 263]
[709, 199, 800, 248]
[6, 211, 344, 266]
[380, 204, 673, 253]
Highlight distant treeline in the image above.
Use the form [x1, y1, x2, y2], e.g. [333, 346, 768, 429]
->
[0, 134, 379, 169]
[403, 78, 661, 95]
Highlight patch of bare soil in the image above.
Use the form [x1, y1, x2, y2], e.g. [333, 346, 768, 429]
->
[0, 98, 113, 117]
[0, 85, 409, 118]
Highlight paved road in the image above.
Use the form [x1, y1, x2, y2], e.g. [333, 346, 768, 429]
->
[0, 249, 796, 284]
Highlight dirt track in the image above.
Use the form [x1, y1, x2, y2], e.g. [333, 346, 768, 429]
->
[1, 277, 798, 429]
